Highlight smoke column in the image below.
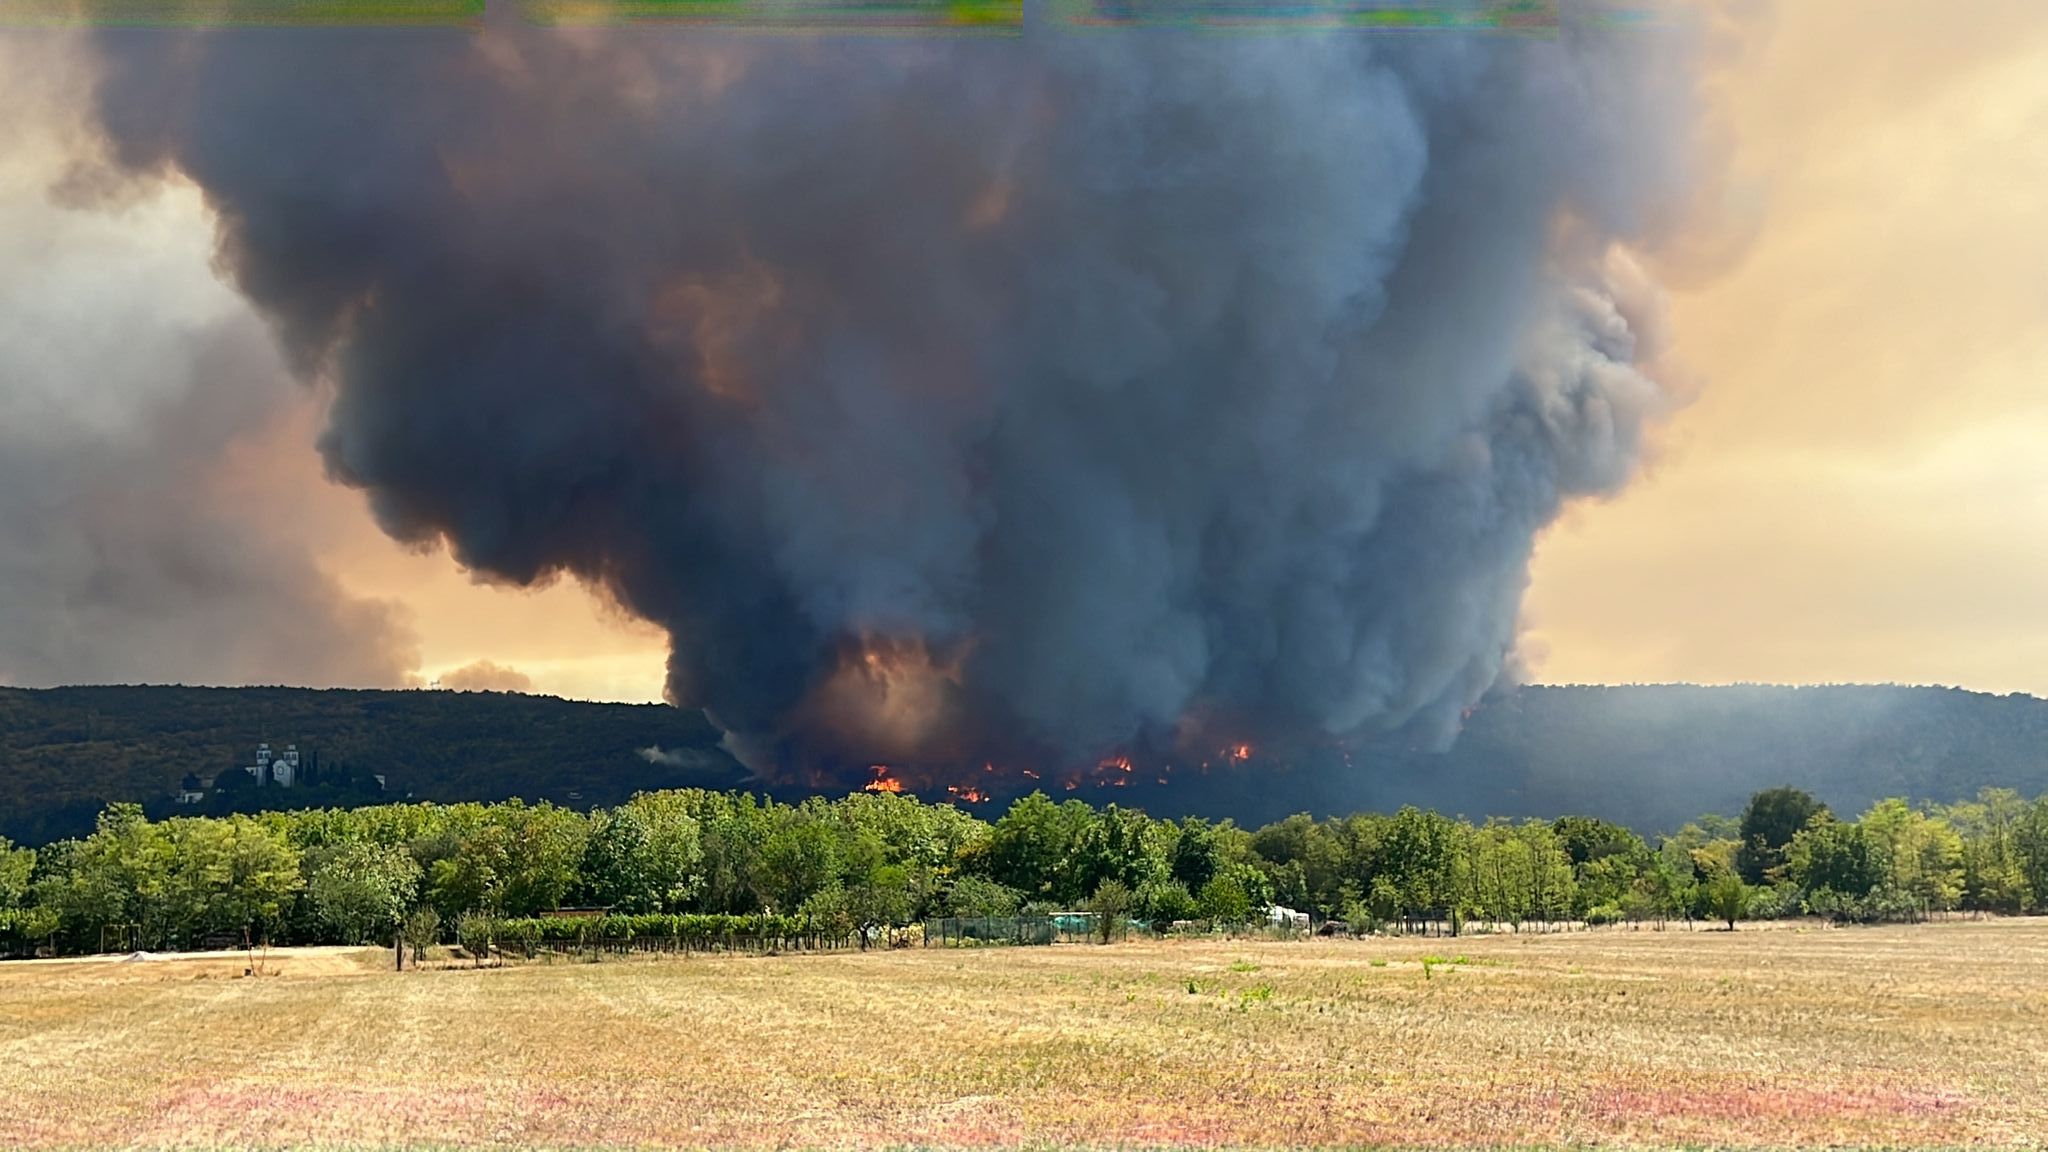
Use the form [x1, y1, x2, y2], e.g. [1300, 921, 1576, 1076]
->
[78, 6, 1703, 784]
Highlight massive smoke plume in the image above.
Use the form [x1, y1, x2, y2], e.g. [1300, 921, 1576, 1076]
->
[74, 6, 1703, 785]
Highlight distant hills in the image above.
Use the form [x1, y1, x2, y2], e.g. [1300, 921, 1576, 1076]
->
[1347, 683, 2048, 834]
[0, 686, 745, 844]
[4, 682, 2048, 845]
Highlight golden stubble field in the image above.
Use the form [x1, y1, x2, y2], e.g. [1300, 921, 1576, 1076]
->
[2, 920, 2045, 1151]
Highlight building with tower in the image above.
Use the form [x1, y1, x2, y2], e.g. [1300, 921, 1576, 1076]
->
[245, 742, 302, 787]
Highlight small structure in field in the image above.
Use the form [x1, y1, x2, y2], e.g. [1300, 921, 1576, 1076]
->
[1267, 905, 1311, 933]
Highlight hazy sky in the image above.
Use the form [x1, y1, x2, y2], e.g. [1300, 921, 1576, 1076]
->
[5, 2, 2047, 705]
[1524, 0, 2048, 694]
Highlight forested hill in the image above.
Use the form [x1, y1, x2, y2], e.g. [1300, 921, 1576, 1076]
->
[6, 683, 2048, 845]
[0, 686, 746, 844]
[1348, 684, 2048, 835]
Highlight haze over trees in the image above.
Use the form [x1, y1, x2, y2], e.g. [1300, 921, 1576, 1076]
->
[12, 684, 2048, 847]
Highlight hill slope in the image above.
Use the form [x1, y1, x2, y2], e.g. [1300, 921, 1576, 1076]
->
[1349, 683, 2048, 833]
[0, 686, 745, 843]
[5, 683, 2048, 843]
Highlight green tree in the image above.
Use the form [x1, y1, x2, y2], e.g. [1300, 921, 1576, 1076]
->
[1250, 813, 1346, 915]
[1859, 798, 1962, 918]
[1705, 872, 1750, 929]
[1515, 820, 1577, 926]
[2016, 796, 2048, 912]
[1737, 787, 1828, 884]
[1166, 817, 1224, 893]
[1069, 804, 1166, 898]
[678, 790, 773, 914]
[1136, 877, 1198, 928]
[1469, 820, 1533, 930]
[428, 840, 500, 921]
[1942, 789, 2032, 912]
[0, 837, 33, 912]
[759, 810, 841, 913]
[402, 905, 441, 963]
[1377, 807, 1465, 929]
[455, 910, 496, 966]
[1196, 864, 1263, 925]
[1788, 816, 1882, 896]
[492, 802, 588, 916]
[983, 792, 1092, 904]
[1551, 815, 1647, 869]
[844, 862, 914, 949]
[943, 874, 1022, 917]
[40, 804, 170, 949]
[1086, 878, 1134, 943]
[309, 842, 422, 944]
[162, 815, 302, 945]
[578, 796, 704, 913]
[1627, 854, 1692, 926]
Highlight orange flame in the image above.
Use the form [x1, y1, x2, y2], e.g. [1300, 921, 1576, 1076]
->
[863, 764, 904, 794]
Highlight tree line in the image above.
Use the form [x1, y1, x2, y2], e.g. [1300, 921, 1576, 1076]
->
[5, 784, 2048, 957]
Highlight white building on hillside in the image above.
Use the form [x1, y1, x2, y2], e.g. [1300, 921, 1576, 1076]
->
[245, 743, 301, 787]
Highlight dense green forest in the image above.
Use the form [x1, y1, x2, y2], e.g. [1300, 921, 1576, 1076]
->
[9, 684, 2048, 846]
[5, 783, 2047, 958]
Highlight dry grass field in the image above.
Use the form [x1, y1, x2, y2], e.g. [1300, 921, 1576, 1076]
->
[2, 920, 2045, 1151]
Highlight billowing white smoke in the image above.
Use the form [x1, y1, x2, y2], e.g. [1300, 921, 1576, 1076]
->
[72, 10, 1704, 780]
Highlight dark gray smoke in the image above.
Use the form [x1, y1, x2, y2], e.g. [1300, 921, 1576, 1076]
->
[77, 8, 1703, 782]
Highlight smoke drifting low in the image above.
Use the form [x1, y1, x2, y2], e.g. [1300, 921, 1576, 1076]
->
[437, 659, 534, 693]
[78, 10, 1703, 784]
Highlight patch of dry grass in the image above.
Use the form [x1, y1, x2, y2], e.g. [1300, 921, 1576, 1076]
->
[2, 920, 2045, 1149]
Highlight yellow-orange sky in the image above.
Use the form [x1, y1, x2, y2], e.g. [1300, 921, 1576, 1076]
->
[1522, 0, 2048, 693]
[244, 397, 674, 703]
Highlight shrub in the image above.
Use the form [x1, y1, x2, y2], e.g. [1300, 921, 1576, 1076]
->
[943, 875, 1022, 918]
[1584, 902, 1624, 927]
[455, 911, 496, 965]
[1705, 873, 1750, 929]
[1087, 879, 1134, 943]
[1197, 865, 1261, 925]
[402, 906, 440, 962]
[1137, 878, 1198, 929]
[1746, 882, 1803, 920]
